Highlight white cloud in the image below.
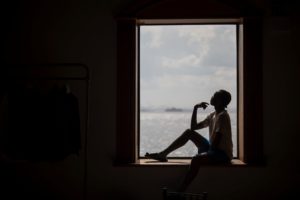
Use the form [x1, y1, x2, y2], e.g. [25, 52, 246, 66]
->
[141, 26, 163, 48]
[178, 26, 217, 45]
[141, 70, 236, 108]
[140, 25, 237, 108]
[141, 74, 211, 108]
[216, 67, 236, 76]
[143, 74, 212, 90]
[161, 54, 201, 69]
[176, 26, 236, 67]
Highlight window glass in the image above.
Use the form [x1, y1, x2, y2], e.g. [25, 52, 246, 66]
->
[139, 25, 237, 157]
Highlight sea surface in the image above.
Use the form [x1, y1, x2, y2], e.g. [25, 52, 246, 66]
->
[139, 111, 237, 157]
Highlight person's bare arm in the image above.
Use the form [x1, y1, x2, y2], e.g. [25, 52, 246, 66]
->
[190, 102, 209, 130]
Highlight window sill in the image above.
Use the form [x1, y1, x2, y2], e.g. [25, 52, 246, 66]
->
[115, 159, 247, 167]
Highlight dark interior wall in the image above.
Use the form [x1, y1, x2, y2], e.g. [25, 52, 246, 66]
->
[1, 0, 300, 200]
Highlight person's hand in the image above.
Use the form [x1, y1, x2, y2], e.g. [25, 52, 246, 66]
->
[194, 102, 209, 110]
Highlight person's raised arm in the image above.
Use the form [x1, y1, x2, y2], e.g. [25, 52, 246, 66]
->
[190, 102, 209, 130]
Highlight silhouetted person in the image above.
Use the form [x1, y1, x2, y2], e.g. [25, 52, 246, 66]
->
[145, 89, 233, 191]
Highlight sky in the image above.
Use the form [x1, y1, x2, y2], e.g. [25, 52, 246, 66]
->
[140, 25, 237, 111]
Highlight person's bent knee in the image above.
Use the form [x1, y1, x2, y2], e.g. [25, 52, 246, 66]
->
[183, 129, 197, 137]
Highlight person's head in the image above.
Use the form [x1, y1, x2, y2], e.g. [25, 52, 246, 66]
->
[210, 90, 231, 109]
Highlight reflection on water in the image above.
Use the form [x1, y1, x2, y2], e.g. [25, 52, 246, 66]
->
[140, 112, 237, 157]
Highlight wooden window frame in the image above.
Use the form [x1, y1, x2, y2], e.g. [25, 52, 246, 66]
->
[115, 2, 263, 166]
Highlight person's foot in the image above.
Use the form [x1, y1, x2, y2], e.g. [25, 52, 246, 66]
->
[145, 152, 168, 162]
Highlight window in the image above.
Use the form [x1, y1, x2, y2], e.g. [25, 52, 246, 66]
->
[139, 23, 239, 158]
[116, 1, 263, 165]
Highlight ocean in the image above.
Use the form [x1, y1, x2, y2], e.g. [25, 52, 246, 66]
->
[139, 111, 237, 157]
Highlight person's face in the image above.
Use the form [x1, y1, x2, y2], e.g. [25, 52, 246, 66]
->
[210, 92, 222, 107]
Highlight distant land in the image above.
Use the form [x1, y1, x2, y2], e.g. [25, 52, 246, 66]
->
[165, 107, 183, 112]
[140, 106, 237, 113]
[140, 106, 191, 113]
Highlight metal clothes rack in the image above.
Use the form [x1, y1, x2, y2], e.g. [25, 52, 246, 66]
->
[1, 63, 90, 200]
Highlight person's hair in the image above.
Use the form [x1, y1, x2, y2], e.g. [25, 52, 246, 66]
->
[218, 89, 231, 108]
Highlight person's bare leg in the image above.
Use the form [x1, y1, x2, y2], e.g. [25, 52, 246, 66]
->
[178, 154, 211, 192]
[145, 129, 208, 161]
[160, 129, 208, 157]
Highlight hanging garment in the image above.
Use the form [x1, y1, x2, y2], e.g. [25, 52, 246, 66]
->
[1, 84, 81, 161]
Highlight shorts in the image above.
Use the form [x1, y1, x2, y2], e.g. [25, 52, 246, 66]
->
[197, 137, 230, 163]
